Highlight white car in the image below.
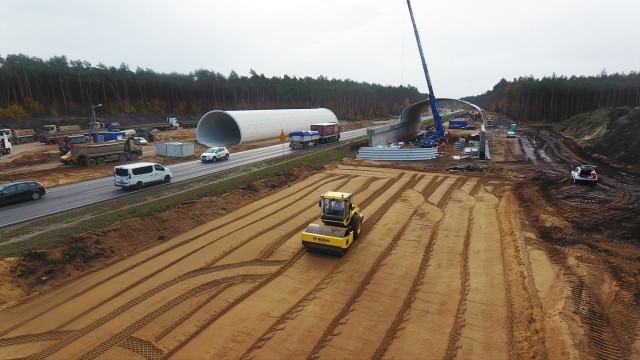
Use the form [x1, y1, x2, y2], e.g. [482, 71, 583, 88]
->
[114, 162, 172, 190]
[133, 136, 148, 146]
[200, 147, 230, 163]
[507, 131, 516, 138]
[571, 165, 598, 184]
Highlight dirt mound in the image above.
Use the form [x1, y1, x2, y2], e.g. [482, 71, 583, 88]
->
[556, 106, 640, 170]
[594, 106, 640, 165]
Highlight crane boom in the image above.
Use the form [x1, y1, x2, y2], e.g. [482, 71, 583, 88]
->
[406, 0, 444, 138]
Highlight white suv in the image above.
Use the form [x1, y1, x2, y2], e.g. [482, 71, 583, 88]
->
[571, 165, 597, 184]
[200, 147, 230, 163]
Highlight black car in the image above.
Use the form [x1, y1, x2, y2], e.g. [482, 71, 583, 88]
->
[0, 180, 46, 206]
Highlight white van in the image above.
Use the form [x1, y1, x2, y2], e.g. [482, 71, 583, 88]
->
[114, 162, 172, 190]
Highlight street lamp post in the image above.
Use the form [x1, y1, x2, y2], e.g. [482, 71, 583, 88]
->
[91, 103, 102, 143]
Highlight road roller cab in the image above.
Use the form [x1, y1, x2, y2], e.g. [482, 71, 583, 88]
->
[301, 191, 364, 256]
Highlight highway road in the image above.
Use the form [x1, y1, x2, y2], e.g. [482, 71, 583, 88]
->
[0, 129, 367, 229]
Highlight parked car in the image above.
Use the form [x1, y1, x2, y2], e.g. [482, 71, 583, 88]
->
[133, 136, 148, 146]
[0, 180, 46, 206]
[200, 147, 230, 163]
[507, 131, 516, 138]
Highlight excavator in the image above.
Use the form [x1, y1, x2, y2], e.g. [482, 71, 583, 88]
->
[301, 191, 364, 256]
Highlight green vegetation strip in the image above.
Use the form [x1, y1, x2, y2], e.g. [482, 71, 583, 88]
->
[0, 140, 364, 258]
[554, 108, 612, 138]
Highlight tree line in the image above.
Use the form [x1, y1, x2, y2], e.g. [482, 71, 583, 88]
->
[0, 53, 425, 121]
[463, 71, 640, 122]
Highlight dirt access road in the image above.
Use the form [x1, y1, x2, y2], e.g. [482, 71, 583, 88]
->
[0, 124, 639, 359]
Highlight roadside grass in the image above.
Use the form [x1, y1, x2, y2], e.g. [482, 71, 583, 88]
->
[0, 140, 363, 258]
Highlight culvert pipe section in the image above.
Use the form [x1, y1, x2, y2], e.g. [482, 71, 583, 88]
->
[196, 108, 339, 147]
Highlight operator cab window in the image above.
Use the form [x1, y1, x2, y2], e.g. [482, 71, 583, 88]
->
[323, 198, 347, 219]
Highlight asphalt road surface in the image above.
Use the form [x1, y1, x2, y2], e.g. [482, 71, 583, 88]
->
[0, 129, 367, 228]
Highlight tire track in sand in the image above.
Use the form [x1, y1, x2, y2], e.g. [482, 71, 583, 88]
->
[443, 207, 472, 360]
[18, 174, 364, 354]
[51, 176, 353, 333]
[23, 260, 287, 360]
[456, 189, 510, 359]
[313, 185, 442, 359]
[236, 174, 421, 360]
[0, 173, 349, 338]
[379, 184, 475, 359]
[306, 174, 424, 359]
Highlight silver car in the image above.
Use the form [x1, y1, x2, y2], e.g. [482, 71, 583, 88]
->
[200, 147, 230, 163]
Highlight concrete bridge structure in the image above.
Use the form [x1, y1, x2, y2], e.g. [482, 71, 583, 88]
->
[366, 98, 489, 159]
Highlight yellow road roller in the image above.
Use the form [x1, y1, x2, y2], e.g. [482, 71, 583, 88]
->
[301, 191, 364, 256]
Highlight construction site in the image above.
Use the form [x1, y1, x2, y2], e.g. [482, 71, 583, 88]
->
[0, 109, 638, 359]
[0, 1, 638, 357]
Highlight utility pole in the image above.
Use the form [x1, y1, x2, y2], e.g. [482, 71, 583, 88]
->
[91, 103, 102, 143]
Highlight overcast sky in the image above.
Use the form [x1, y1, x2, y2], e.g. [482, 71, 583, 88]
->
[2, 0, 639, 99]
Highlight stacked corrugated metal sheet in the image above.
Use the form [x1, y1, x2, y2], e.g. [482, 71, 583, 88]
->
[356, 147, 438, 161]
[453, 138, 466, 150]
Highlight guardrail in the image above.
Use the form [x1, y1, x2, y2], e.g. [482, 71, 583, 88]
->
[356, 147, 438, 161]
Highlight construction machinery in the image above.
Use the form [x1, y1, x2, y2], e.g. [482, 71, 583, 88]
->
[301, 191, 364, 256]
[60, 137, 142, 166]
[405, 0, 449, 148]
[0, 132, 12, 155]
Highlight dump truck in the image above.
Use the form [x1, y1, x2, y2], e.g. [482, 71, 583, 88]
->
[0, 132, 12, 155]
[60, 137, 143, 166]
[301, 191, 364, 256]
[0, 129, 12, 144]
[41, 124, 81, 135]
[11, 129, 36, 143]
[40, 125, 88, 144]
[58, 135, 90, 154]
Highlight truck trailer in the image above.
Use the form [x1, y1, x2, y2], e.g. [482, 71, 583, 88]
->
[58, 135, 90, 154]
[127, 117, 178, 131]
[39, 125, 88, 144]
[11, 129, 36, 143]
[311, 123, 340, 144]
[448, 120, 468, 129]
[289, 123, 341, 149]
[289, 131, 320, 149]
[91, 131, 127, 143]
[60, 137, 143, 166]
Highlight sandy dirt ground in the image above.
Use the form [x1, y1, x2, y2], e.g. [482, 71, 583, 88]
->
[0, 129, 277, 187]
[0, 119, 639, 359]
